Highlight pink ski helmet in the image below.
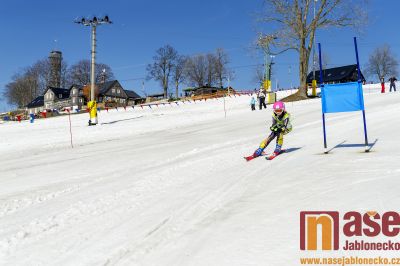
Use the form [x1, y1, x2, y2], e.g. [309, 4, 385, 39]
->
[272, 101, 285, 115]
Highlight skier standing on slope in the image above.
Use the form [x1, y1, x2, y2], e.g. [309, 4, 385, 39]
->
[389, 76, 397, 92]
[250, 96, 256, 111]
[258, 89, 267, 110]
[253, 101, 292, 158]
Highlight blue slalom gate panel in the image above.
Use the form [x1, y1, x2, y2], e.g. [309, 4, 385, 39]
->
[321, 82, 365, 113]
[318, 37, 369, 152]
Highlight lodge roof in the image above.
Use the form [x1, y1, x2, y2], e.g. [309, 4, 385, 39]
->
[125, 90, 142, 99]
[26, 96, 44, 108]
[98, 80, 118, 95]
[306, 64, 366, 84]
[45, 87, 70, 99]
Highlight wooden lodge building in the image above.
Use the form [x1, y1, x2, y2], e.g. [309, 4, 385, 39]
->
[27, 80, 144, 114]
[306, 64, 366, 85]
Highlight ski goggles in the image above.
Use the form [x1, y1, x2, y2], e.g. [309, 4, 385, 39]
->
[274, 109, 283, 114]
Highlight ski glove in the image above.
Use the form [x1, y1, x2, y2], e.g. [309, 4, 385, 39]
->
[270, 124, 284, 132]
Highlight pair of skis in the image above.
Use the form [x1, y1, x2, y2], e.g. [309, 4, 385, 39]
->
[244, 149, 285, 161]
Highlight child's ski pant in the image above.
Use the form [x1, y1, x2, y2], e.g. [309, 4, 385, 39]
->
[258, 131, 284, 153]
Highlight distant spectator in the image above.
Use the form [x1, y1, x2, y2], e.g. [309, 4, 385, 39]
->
[258, 89, 267, 110]
[250, 96, 256, 111]
[389, 76, 397, 92]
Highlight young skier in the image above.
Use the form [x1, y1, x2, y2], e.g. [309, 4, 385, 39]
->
[252, 101, 292, 159]
[250, 96, 256, 111]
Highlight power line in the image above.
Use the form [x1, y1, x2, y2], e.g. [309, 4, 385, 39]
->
[119, 77, 146, 82]
[112, 63, 147, 70]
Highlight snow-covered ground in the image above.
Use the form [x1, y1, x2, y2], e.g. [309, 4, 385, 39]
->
[1, 85, 400, 265]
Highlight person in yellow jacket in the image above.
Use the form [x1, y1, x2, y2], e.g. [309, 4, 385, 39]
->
[253, 101, 292, 157]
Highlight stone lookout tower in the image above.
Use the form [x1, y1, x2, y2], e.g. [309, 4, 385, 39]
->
[48, 51, 62, 88]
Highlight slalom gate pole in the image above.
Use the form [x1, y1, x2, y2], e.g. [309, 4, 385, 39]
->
[223, 94, 227, 118]
[354, 37, 362, 81]
[68, 110, 73, 148]
[354, 37, 369, 152]
[361, 110, 369, 152]
[318, 43, 328, 153]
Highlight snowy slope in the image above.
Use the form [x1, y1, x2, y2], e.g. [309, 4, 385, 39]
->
[1, 86, 400, 265]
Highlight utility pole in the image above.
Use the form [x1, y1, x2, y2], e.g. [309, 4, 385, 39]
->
[142, 81, 146, 96]
[258, 34, 277, 92]
[268, 55, 275, 88]
[227, 76, 230, 95]
[312, 0, 318, 97]
[75, 16, 112, 126]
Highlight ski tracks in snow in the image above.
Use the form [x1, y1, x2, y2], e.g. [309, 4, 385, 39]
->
[0, 136, 254, 265]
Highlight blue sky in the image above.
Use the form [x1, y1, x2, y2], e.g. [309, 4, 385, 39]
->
[0, 0, 397, 112]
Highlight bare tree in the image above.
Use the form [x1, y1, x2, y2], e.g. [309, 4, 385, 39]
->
[26, 59, 50, 95]
[365, 44, 398, 82]
[3, 58, 69, 107]
[213, 48, 234, 88]
[260, 0, 368, 98]
[253, 64, 265, 87]
[185, 51, 231, 88]
[320, 52, 331, 70]
[146, 45, 178, 98]
[206, 53, 217, 86]
[68, 60, 114, 86]
[308, 51, 330, 77]
[3, 73, 37, 108]
[24, 59, 69, 95]
[171, 55, 187, 98]
[184, 54, 208, 87]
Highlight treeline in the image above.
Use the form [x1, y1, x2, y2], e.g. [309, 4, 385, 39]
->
[146, 45, 234, 98]
[3, 59, 114, 108]
[4, 45, 234, 109]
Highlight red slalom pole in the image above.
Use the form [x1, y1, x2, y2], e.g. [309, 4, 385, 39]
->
[67, 109, 73, 148]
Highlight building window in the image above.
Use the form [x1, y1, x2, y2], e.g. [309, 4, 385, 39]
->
[59, 94, 62, 98]
[112, 89, 115, 93]
[117, 89, 120, 94]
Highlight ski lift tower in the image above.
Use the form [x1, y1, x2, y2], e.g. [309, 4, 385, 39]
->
[75, 15, 112, 126]
[258, 34, 277, 92]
